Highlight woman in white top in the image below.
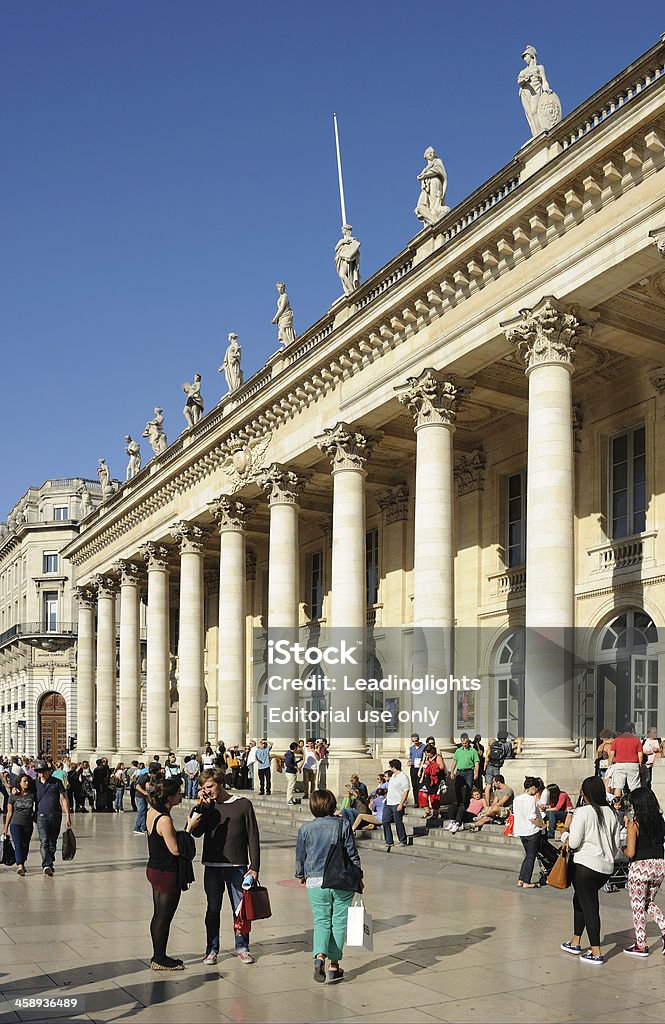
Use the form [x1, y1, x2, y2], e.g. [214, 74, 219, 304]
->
[513, 777, 547, 888]
[560, 776, 620, 965]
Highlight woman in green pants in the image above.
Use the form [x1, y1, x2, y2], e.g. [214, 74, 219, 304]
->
[295, 789, 362, 983]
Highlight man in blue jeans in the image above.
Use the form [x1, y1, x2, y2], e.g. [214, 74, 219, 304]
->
[34, 760, 71, 876]
[382, 758, 410, 850]
[189, 767, 261, 966]
[133, 765, 150, 834]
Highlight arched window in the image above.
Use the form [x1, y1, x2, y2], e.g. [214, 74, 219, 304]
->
[494, 631, 524, 740]
[596, 610, 658, 736]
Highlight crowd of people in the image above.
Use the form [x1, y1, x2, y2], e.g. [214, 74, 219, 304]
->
[1, 720, 664, 973]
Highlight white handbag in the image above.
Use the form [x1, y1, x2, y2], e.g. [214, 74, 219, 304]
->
[346, 895, 373, 951]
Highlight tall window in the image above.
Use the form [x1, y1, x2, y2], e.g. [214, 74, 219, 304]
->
[366, 528, 379, 607]
[43, 552, 58, 574]
[506, 471, 526, 567]
[610, 426, 646, 539]
[308, 550, 323, 620]
[53, 506, 68, 521]
[44, 592, 58, 632]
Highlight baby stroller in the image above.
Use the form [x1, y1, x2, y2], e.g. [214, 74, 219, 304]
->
[536, 836, 560, 886]
[603, 851, 630, 893]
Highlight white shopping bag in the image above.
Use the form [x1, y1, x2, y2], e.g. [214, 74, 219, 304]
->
[346, 896, 373, 951]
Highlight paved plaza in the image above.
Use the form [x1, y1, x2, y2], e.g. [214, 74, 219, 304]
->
[0, 812, 664, 1024]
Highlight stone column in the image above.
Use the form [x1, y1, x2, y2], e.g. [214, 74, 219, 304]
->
[396, 370, 472, 750]
[114, 560, 142, 758]
[504, 297, 594, 757]
[209, 498, 253, 746]
[316, 423, 379, 756]
[92, 574, 118, 756]
[172, 521, 206, 756]
[257, 464, 306, 742]
[140, 543, 171, 755]
[74, 585, 97, 758]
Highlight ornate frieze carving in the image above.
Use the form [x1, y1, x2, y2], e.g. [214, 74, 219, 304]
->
[315, 422, 380, 471]
[649, 368, 665, 395]
[209, 496, 255, 533]
[172, 521, 206, 555]
[74, 585, 97, 610]
[139, 542, 170, 572]
[112, 559, 143, 587]
[377, 484, 409, 524]
[256, 463, 307, 505]
[454, 450, 486, 496]
[502, 296, 595, 372]
[395, 368, 473, 428]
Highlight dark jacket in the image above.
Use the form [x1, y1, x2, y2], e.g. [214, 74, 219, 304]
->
[190, 795, 261, 872]
[176, 831, 196, 891]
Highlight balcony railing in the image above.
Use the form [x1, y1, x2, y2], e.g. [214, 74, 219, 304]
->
[589, 532, 657, 574]
[488, 567, 527, 598]
[0, 622, 78, 648]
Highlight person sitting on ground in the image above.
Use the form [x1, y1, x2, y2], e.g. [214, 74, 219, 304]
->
[472, 775, 514, 831]
[544, 784, 573, 838]
[340, 784, 370, 827]
[348, 774, 368, 803]
[352, 788, 387, 832]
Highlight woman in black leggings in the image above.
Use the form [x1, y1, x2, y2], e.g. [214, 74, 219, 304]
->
[560, 776, 620, 965]
[146, 777, 195, 970]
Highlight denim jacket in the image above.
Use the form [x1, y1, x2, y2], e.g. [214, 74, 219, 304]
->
[295, 815, 361, 883]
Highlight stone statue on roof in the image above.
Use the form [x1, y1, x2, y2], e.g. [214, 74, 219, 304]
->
[143, 407, 168, 455]
[182, 374, 204, 428]
[78, 484, 92, 517]
[97, 458, 113, 500]
[219, 334, 244, 393]
[272, 282, 296, 347]
[334, 225, 361, 296]
[124, 435, 141, 480]
[518, 45, 562, 137]
[415, 147, 450, 227]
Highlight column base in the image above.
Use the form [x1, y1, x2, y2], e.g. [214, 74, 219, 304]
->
[118, 749, 143, 765]
[519, 738, 580, 759]
[94, 746, 118, 762]
[73, 748, 94, 764]
[332, 745, 371, 758]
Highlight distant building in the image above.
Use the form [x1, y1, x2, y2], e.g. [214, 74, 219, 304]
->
[0, 479, 103, 757]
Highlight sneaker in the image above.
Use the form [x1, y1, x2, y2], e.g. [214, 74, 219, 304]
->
[202, 952, 218, 965]
[450, 822, 460, 834]
[444, 820, 454, 831]
[236, 950, 255, 964]
[580, 951, 604, 965]
[43, 866, 54, 877]
[623, 944, 649, 958]
[133, 829, 144, 835]
[16, 867, 25, 877]
[560, 942, 583, 955]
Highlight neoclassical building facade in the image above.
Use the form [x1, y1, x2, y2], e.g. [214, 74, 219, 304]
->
[0, 478, 103, 757]
[63, 38, 665, 780]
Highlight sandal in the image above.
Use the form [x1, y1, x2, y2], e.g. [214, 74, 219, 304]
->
[327, 966, 344, 982]
[313, 956, 326, 983]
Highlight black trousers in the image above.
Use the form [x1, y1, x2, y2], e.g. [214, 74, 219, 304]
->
[410, 767, 421, 805]
[518, 833, 541, 883]
[572, 862, 610, 946]
[258, 767, 271, 794]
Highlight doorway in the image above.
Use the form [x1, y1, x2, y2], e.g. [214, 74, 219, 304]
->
[38, 692, 67, 758]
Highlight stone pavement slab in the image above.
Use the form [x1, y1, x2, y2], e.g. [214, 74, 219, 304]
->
[0, 810, 661, 1023]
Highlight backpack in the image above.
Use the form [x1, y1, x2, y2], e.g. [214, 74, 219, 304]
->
[488, 740, 507, 767]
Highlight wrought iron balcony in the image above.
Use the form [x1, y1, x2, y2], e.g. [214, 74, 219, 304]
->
[0, 622, 78, 649]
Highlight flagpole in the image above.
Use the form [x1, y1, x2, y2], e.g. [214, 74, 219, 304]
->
[333, 112, 348, 228]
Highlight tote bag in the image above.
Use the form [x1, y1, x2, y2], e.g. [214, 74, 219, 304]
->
[322, 819, 363, 892]
[546, 847, 570, 890]
[62, 827, 77, 862]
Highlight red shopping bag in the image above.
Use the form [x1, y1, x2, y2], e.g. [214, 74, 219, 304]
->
[503, 813, 515, 836]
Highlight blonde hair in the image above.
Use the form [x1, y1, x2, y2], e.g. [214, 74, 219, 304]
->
[198, 767, 225, 789]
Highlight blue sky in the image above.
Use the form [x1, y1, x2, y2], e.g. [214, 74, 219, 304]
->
[2, 2, 663, 517]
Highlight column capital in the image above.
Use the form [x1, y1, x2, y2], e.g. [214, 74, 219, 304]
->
[453, 449, 486, 496]
[255, 463, 308, 505]
[377, 483, 409, 524]
[315, 422, 380, 471]
[140, 542, 170, 571]
[74, 585, 97, 610]
[172, 520, 206, 555]
[395, 369, 473, 428]
[648, 225, 665, 258]
[112, 559, 143, 587]
[208, 496, 255, 532]
[502, 296, 596, 374]
[90, 573, 118, 598]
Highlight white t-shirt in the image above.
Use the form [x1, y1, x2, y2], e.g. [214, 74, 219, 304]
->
[303, 751, 318, 771]
[202, 753, 215, 768]
[513, 793, 541, 837]
[246, 746, 258, 767]
[387, 770, 410, 807]
[537, 788, 549, 810]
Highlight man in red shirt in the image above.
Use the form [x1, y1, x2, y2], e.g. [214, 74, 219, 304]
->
[609, 723, 644, 796]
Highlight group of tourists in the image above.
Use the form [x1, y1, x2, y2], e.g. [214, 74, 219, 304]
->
[1, 756, 71, 876]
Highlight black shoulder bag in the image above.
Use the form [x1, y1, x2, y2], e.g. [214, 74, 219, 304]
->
[322, 818, 363, 892]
